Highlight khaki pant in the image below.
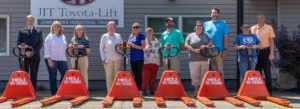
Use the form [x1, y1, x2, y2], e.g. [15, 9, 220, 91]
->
[189, 61, 209, 86]
[104, 60, 121, 92]
[163, 56, 180, 73]
[71, 56, 89, 89]
[211, 51, 224, 81]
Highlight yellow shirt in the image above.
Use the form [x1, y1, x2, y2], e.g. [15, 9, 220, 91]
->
[250, 24, 275, 49]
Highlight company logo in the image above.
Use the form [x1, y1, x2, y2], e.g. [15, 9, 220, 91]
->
[243, 36, 254, 44]
[205, 78, 222, 85]
[162, 77, 179, 85]
[61, 0, 95, 6]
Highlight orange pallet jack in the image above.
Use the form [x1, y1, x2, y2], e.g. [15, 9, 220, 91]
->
[154, 43, 195, 107]
[0, 43, 37, 107]
[102, 41, 141, 107]
[40, 44, 90, 106]
[236, 44, 290, 106]
[196, 44, 244, 106]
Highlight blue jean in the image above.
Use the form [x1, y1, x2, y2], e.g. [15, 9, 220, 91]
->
[45, 59, 68, 95]
[239, 61, 256, 83]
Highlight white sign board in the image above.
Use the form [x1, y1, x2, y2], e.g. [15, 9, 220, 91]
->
[31, 0, 124, 28]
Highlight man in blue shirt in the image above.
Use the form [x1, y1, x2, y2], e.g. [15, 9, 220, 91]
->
[204, 8, 230, 81]
[161, 17, 185, 74]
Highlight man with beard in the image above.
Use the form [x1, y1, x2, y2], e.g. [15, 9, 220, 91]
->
[17, 15, 43, 91]
[204, 8, 230, 82]
[161, 17, 185, 74]
[250, 13, 275, 95]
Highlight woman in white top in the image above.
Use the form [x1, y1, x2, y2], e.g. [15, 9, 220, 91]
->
[100, 21, 123, 92]
[44, 21, 68, 95]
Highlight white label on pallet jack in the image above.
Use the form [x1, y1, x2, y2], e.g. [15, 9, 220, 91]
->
[205, 78, 222, 85]
[162, 77, 179, 85]
[246, 77, 263, 84]
[10, 78, 28, 85]
[64, 77, 82, 84]
[116, 78, 132, 86]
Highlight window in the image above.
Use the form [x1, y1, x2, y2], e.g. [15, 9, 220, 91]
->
[0, 15, 9, 56]
[145, 15, 210, 51]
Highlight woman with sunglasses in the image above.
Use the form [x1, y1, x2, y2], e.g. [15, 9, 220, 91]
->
[234, 23, 261, 84]
[185, 20, 212, 97]
[128, 22, 145, 96]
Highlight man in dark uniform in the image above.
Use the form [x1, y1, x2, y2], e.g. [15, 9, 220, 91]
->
[17, 15, 43, 91]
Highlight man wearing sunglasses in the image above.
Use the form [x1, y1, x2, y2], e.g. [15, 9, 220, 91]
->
[250, 13, 275, 95]
[161, 17, 185, 74]
[204, 7, 230, 82]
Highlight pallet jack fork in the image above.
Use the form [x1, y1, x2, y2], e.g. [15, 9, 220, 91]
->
[40, 44, 90, 106]
[154, 43, 195, 107]
[0, 43, 37, 107]
[236, 44, 290, 106]
[102, 41, 142, 107]
[196, 43, 244, 107]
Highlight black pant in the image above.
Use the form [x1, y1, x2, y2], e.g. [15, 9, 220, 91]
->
[19, 60, 40, 91]
[130, 58, 144, 90]
[255, 47, 272, 95]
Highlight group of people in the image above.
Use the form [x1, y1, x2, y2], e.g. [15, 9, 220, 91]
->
[17, 7, 275, 97]
[18, 16, 91, 95]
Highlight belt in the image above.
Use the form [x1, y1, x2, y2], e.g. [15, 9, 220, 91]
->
[260, 47, 270, 50]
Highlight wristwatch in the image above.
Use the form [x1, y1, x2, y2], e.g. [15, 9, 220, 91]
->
[223, 48, 227, 51]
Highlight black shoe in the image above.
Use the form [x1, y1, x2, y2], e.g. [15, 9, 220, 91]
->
[150, 91, 154, 95]
[194, 93, 197, 97]
[142, 91, 148, 96]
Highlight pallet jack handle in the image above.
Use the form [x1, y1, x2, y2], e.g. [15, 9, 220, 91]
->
[115, 41, 134, 71]
[239, 44, 260, 70]
[158, 43, 179, 70]
[12, 43, 34, 71]
[66, 43, 86, 70]
[199, 43, 220, 70]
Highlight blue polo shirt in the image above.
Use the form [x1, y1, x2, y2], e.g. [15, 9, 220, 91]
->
[161, 28, 185, 58]
[128, 33, 145, 62]
[204, 20, 230, 52]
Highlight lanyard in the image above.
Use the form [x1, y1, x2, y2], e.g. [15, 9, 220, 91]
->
[77, 38, 83, 45]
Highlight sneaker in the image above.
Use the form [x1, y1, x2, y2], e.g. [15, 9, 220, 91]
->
[150, 91, 154, 95]
[142, 92, 148, 96]
[194, 93, 197, 97]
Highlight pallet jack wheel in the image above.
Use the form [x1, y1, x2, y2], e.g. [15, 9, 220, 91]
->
[103, 104, 111, 107]
[42, 103, 48, 106]
[252, 103, 259, 106]
[12, 104, 20, 107]
[133, 104, 142, 107]
[72, 103, 78, 106]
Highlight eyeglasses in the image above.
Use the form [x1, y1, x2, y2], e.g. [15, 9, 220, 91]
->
[132, 26, 139, 29]
[146, 31, 153, 33]
[196, 25, 203, 27]
[243, 27, 250, 29]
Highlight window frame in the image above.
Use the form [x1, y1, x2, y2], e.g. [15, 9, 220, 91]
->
[145, 15, 210, 53]
[0, 15, 10, 56]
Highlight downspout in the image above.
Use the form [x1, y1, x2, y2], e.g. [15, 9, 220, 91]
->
[236, 0, 243, 92]
[276, 0, 281, 86]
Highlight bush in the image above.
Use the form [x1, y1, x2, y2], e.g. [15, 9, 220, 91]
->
[271, 19, 300, 91]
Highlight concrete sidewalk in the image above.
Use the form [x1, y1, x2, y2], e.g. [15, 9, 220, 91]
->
[0, 90, 299, 109]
